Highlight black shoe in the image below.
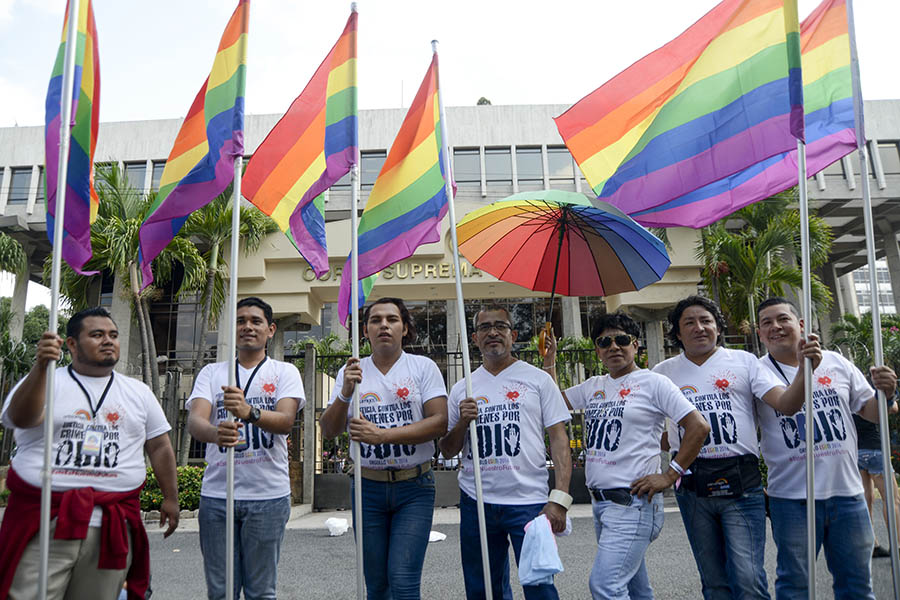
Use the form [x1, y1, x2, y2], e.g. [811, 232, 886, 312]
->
[874, 545, 891, 558]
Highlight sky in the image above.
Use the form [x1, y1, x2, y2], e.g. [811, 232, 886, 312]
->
[1, 0, 899, 307]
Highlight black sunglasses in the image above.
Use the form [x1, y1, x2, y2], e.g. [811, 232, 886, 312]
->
[595, 334, 637, 349]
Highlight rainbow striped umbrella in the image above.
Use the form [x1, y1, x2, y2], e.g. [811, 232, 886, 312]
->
[457, 190, 670, 301]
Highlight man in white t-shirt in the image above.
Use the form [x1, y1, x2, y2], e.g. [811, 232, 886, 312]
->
[545, 311, 709, 600]
[756, 297, 897, 600]
[440, 304, 572, 600]
[0, 307, 178, 600]
[653, 296, 820, 600]
[188, 297, 304, 600]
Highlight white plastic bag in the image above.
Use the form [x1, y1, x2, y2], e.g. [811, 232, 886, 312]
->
[324, 517, 349, 536]
[518, 514, 564, 586]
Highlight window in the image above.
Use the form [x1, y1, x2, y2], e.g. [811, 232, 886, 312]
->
[878, 142, 900, 175]
[151, 161, 166, 191]
[516, 147, 543, 188]
[124, 162, 147, 192]
[453, 148, 480, 188]
[361, 151, 387, 189]
[547, 146, 574, 181]
[484, 147, 512, 185]
[8, 168, 32, 205]
[35, 167, 45, 202]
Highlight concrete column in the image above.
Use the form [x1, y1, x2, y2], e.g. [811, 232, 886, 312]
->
[9, 268, 29, 342]
[446, 299, 464, 390]
[109, 278, 135, 375]
[216, 303, 231, 361]
[839, 273, 860, 317]
[644, 320, 666, 368]
[270, 323, 285, 361]
[817, 264, 843, 346]
[329, 303, 348, 342]
[561, 297, 582, 339]
[880, 228, 900, 312]
[302, 342, 317, 504]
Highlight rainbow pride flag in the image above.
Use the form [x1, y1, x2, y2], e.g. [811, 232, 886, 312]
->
[244, 9, 357, 277]
[138, 0, 248, 288]
[45, 0, 100, 275]
[555, 0, 806, 218]
[337, 54, 451, 326]
[633, 0, 855, 227]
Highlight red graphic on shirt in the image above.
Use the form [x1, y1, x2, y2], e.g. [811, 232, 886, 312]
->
[263, 383, 276, 394]
[507, 390, 519, 402]
[817, 375, 832, 386]
[714, 378, 730, 391]
[101, 406, 124, 428]
[619, 388, 631, 398]
[397, 387, 409, 399]
[105, 411, 120, 425]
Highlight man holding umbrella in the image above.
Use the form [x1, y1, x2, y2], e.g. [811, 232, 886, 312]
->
[440, 304, 572, 600]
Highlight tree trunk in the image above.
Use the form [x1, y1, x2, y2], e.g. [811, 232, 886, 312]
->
[129, 263, 152, 388]
[141, 295, 161, 398]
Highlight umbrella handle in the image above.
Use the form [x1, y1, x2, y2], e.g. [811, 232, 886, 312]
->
[538, 322, 553, 357]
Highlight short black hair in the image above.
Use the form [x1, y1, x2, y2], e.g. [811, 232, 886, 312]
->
[237, 297, 274, 325]
[591, 311, 641, 343]
[473, 303, 514, 331]
[66, 307, 116, 339]
[666, 295, 727, 349]
[363, 298, 416, 346]
[757, 296, 800, 320]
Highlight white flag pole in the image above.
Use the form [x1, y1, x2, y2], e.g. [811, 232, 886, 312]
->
[432, 39, 493, 599]
[349, 154, 365, 599]
[847, 1, 900, 592]
[39, 1, 81, 597]
[796, 140, 817, 600]
[224, 156, 242, 600]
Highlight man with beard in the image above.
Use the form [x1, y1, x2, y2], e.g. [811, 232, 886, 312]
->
[0, 307, 179, 600]
[440, 304, 572, 599]
[188, 297, 304, 600]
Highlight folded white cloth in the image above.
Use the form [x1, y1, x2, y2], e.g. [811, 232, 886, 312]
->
[324, 517, 349, 536]
[518, 514, 564, 586]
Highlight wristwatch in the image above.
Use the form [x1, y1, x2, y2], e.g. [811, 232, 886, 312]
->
[246, 406, 261, 424]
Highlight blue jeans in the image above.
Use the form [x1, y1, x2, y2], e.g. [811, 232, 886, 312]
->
[675, 486, 770, 600]
[459, 492, 559, 600]
[858, 448, 885, 475]
[351, 469, 436, 600]
[198, 495, 291, 600]
[769, 495, 875, 600]
[589, 494, 664, 600]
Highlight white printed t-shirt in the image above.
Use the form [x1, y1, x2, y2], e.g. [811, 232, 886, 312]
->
[758, 350, 870, 500]
[329, 352, 447, 469]
[447, 360, 571, 505]
[566, 369, 695, 490]
[653, 347, 782, 459]
[2, 366, 171, 526]
[188, 358, 304, 501]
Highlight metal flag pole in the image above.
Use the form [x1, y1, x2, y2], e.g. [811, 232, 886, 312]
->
[40, 1, 81, 597]
[432, 39, 493, 599]
[847, 1, 900, 593]
[797, 140, 817, 600]
[224, 156, 243, 600]
[350, 159, 365, 599]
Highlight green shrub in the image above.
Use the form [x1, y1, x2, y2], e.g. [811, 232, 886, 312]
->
[0, 488, 9, 507]
[141, 465, 205, 512]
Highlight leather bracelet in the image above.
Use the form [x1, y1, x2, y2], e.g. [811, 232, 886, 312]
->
[548, 489, 573, 510]
[542, 364, 556, 371]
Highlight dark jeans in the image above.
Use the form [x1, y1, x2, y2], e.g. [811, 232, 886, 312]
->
[351, 469, 436, 600]
[459, 492, 559, 600]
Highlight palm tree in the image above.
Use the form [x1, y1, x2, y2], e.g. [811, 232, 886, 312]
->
[0, 232, 27, 276]
[181, 188, 276, 379]
[831, 312, 900, 370]
[45, 164, 205, 396]
[695, 191, 833, 353]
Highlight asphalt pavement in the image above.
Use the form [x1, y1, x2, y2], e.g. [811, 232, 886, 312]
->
[146, 498, 899, 599]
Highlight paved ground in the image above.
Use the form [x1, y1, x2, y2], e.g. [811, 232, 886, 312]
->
[145, 498, 900, 599]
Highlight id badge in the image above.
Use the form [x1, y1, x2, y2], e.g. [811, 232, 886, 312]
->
[234, 422, 249, 452]
[83, 427, 104, 457]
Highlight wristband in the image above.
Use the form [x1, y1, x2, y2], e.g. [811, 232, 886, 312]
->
[542, 364, 556, 371]
[669, 459, 686, 477]
[548, 489, 573, 510]
[337, 391, 352, 404]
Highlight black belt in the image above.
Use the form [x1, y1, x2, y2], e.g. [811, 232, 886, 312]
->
[589, 488, 634, 506]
